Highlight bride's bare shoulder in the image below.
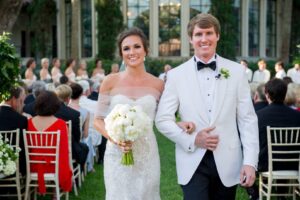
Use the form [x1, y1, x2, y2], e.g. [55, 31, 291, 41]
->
[100, 73, 121, 92]
[146, 73, 164, 93]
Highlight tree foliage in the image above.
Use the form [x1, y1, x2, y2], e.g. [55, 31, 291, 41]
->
[0, 0, 23, 34]
[27, 0, 57, 57]
[0, 32, 20, 102]
[210, 0, 236, 59]
[95, 0, 123, 60]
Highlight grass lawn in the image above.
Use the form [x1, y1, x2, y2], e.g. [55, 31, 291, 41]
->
[38, 127, 249, 200]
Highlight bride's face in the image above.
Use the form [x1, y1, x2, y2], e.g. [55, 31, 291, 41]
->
[121, 35, 146, 68]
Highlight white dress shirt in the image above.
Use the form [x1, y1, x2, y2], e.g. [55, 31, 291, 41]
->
[252, 69, 271, 83]
[275, 69, 286, 79]
[287, 68, 300, 84]
[245, 68, 253, 82]
[79, 96, 102, 146]
[195, 56, 218, 121]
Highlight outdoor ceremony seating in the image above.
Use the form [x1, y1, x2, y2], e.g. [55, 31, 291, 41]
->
[66, 120, 81, 196]
[259, 126, 300, 200]
[23, 129, 69, 200]
[0, 129, 25, 200]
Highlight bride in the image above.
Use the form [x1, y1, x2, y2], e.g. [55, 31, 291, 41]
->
[94, 27, 193, 200]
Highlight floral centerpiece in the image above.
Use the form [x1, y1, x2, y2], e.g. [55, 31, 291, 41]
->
[104, 104, 151, 166]
[0, 135, 20, 176]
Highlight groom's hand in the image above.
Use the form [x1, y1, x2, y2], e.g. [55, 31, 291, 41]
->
[240, 165, 256, 187]
[194, 127, 219, 151]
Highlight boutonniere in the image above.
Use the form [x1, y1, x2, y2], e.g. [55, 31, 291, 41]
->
[219, 68, 230, 79]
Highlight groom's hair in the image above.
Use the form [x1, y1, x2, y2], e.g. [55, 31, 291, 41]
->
[187, 13, 221, 38]
[117, 27, 149, 57]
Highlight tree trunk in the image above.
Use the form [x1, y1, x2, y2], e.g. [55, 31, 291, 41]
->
[0, 0, 23, 34]
[278, 0, 293, 63]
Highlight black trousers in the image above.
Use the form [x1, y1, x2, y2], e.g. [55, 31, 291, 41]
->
[97, 137, 107, 163]
[181, 151, 237, 200]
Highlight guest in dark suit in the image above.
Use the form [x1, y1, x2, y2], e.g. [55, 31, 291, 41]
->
[0, 86, 28, 175]
[54, 84, 89, 169]
[88, 81, 100, 101]
[247, 78, 300, 200]
[24, 81, 46, 105]
[253, 83, 268, 112]
[23, 81, 46, 116]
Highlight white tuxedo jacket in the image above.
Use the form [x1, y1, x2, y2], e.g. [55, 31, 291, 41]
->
[155, 56, 259, 187]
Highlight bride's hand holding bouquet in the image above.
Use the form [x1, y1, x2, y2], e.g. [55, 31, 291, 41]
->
[104, 104, 152, 166]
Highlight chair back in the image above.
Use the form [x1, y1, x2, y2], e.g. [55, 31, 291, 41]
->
[267, 126, 300, 172]
[0, 129, 20, 172]
[65, 121, 73, 165]
[22, 130, 60, 177]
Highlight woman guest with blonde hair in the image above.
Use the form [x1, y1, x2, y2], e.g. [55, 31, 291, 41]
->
[76, 59, 89, 80]
[39, 58, 51, 82]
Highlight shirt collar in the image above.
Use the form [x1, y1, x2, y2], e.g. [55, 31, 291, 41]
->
[194, 54, 217, 64]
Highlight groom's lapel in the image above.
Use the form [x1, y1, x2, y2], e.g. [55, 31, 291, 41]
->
[210, 57, 228, 125]
[186, 59, 210, 125]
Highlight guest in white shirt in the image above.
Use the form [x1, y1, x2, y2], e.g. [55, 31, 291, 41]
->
[274, 61, 286, 79]
[158, 64, 172, 82]
[287, 63, 300, 84]
[252, 59, 271, 83]
[240, 59, 253, 82]
[77, 80, 102, 147]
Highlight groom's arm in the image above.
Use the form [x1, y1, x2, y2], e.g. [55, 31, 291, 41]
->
[236, 70, 259, 169]
[155, 72, 197, 153]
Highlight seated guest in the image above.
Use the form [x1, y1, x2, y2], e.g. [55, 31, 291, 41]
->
[240, 59, 253, 82]
[26, 90, 72, 194]
[69, 83, 95, 172]
[284, 83, 298, 109]
[247, 78, 300, 200]
[76, 59, 89, 80]
[274, 61, 286, 79]
[77, 80, 103, 163]
[253, 83, 268, 112]
[282, 76, 293, 85]
[0, 86, 27, 175]
[54, 84, 89, 170]
[287, 62, 300, 84]
[252, 59, 271, 83]
[59, 75, 69, 85]
[88, 81, 100, 101]
[24, 80, 46, 105]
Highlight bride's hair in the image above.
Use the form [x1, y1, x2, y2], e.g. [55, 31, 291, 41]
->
[117, 27, 149, 57]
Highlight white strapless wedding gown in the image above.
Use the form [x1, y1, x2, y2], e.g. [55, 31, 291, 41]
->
[104, 95, 161, 200]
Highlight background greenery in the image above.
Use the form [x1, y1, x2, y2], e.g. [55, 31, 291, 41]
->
[95, 0, 123, 60]
[0, 32, 20, 102]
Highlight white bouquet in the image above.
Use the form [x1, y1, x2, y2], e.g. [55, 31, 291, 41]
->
[105, 104, 152, 165]
[0, 135, 20, 176]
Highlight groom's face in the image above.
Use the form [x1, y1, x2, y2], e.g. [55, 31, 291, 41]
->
[189, 26, 219, 62]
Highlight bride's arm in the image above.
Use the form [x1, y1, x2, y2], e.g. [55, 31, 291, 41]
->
[177, 121, 196, 134]
[93, 74, 132, 152]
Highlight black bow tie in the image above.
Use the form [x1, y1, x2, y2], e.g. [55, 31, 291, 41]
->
[197, 61, 216, 71]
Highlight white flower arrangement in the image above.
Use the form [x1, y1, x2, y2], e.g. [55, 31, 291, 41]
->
[104, 104, 152, 165]
[0, 134, 20, 176]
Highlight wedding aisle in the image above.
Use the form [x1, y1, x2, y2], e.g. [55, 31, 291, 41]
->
[37, 127, 248, 200]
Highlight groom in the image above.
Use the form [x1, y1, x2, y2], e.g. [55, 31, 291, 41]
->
[155, 13, 259, 200]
